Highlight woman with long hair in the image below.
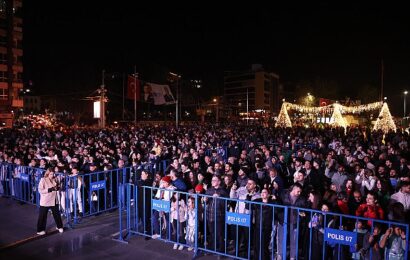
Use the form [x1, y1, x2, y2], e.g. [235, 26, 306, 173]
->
[36, 168, 64, 235]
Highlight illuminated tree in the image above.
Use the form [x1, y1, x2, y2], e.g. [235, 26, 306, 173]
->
[373, 103, 396, 133]
[330, 103, 347, 129]
[275, 103, 292, 128]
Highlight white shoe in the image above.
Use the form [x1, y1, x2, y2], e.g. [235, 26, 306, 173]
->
[173, 244, 178, 250]
[56, 227, 64, 233]
[37, 231, 46, 235]
[178, 245, 184, 250]
[188, 247, 193, 251]
[152, 234, 160, 239]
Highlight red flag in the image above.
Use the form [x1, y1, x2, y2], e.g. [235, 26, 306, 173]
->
[319, 98, 333, 107]
[127, 75, 140, 100]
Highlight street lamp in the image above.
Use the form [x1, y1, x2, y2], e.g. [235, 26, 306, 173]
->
[404, 91, 408, 118]
[213, 98, 219, 123]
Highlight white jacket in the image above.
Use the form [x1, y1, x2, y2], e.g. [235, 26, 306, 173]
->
[38, 177, 58, 207]
[230, 186, 261, 214]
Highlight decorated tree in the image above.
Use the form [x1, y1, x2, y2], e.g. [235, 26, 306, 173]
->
[373, 102, 396, 133]
[330, 103, 347, 129]
[275, 103, 292, 128]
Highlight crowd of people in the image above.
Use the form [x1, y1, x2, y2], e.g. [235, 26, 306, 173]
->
[0, 122, 409, 259]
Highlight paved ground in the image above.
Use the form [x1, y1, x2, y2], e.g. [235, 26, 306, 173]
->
[0, 197, 222, 260]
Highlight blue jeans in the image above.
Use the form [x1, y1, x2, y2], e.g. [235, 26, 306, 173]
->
[151, 210, 169, 237]
[152, 210, 160, 235]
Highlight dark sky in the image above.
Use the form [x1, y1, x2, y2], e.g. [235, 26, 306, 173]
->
[23, 2, 410, 114]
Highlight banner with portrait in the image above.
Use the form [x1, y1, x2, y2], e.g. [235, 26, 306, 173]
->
[143, 82, 175, 105]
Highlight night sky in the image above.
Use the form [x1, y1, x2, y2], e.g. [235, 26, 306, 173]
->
[23, 2, 410, 115]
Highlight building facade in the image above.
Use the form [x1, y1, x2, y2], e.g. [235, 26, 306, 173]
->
[0, 0, 23, 127]
[23, 95, 41, 113]
[224, 64, 281, 117]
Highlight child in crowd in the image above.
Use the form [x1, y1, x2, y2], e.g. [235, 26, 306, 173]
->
[170, 193, 187, 250]
[185, 196, 196, 251]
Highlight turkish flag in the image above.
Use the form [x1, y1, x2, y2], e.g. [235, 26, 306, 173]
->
[127, 75, 140, 100]
[319, 98, 333, 107]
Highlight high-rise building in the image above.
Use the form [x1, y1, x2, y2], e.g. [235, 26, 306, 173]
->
[224, 64, 281, 116]
[0, 0, 23, 127]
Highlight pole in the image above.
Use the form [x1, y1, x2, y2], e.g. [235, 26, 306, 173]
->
[404, 94, 407, 118]
[101, 70, 105, 128]
[380, 59, 384, 102]
[179, 79, 182, 121]
[176, 77, 179, 128]
[122, 72, 125, 121]
[216, 98, 219, 123]
[134, 66, 137, 125]
[246, 87, 249, 125]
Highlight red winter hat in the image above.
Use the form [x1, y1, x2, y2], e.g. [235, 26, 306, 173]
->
[161, 176, 172, 183]
[195, 184, 204, 193]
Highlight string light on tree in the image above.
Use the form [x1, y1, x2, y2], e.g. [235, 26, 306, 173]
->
[274, 101, 392, 131]
[275, 102, 292, 128]
[373, 102, 396, 133]
[330, 103, 348, 129]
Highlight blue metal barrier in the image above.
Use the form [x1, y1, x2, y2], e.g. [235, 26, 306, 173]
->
[0, 163, 45, 206]
[116, 183, 410, 260]
[0, 163, 136, 228]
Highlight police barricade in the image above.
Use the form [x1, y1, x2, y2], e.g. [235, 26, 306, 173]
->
[196, 193, 289, 260]
[119, 184, 195, 251]
[0, 163, 45, 206]
[289, 206, 409, 260]
[116, 183, 290, 260]
[116, 183, 409, 260]
[48, 167, 132, 225]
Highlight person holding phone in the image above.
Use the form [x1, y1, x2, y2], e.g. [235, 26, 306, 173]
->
[36, 168, 64, 235]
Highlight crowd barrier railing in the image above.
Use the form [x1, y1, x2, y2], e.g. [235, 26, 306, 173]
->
[116, 183, 409, 260]
[0, 163, 133, 227]
[0, 163, 46, 206]
[55, 167, 129, 224]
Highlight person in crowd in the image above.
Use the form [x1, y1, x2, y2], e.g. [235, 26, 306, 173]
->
[277, 183, 307, 260]
[37, 168, 64, 235]
[308, 202, 336, 259]
[185, 196, 196, 251]
[136, 170, 152, 238]
[264, 167, 284, 198]
[170, 192, 187, 250]
[230, 178, 261, 257]
[359, 224, 382, 260]
[356, 191, 385, 227]
[204, 175, 227, 254]
[348, 189, 363, 215]
[389, 181, 410, 212]
[375, 179, 391, 212]
[325, 162, 348, 192]
[355, 168, 377, 195]
[303, 159, 322, 193]
[151, 176, 175, 239]
[169, 169, 187, 192]
[68, 166, 83, 219]
[252, 188, 277, 260]
[379, 226, 407, 260]
[335, 191, 349, 215]
[351, 220, 369, 260]
[342, 178, 355, 198]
